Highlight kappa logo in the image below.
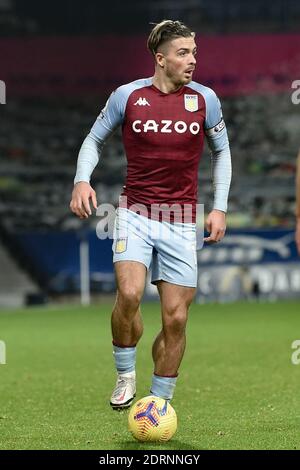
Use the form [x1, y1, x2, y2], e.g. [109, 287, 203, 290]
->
[134, 97, 150, 106]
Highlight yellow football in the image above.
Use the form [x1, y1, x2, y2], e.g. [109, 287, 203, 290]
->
[128, 395, 177, 442]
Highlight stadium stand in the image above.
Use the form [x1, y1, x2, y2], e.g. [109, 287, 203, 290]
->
[0, 93, 298, 234]
[0, 241, 38, 307]
[1, 0, 300, 35]
[1, 2, 299, 299]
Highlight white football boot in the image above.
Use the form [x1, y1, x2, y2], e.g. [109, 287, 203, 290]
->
[110, 371, 136, 410]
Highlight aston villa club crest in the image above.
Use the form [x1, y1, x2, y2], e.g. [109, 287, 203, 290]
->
[184, 94, 198, 112]
[115, 238, 128, 254]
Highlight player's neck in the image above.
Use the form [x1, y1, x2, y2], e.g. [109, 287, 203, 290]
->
[152, 75, 183, 94]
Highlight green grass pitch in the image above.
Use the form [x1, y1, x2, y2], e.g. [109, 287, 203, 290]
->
[0, 301, 299, 450]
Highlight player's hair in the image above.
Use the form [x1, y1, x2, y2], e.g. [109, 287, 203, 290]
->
[147, 20, 195, 56]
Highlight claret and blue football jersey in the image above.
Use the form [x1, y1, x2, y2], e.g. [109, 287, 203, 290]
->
[81, 77, 230, 221]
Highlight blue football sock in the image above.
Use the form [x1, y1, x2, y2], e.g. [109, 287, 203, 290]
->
[150, 373, 178, 400]
[113, 344, 136, 374]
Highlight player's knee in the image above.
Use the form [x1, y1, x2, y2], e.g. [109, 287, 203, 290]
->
[164, 306, 188, 334]
[117, 286, 142, 311]
[168, 313, 188, 335]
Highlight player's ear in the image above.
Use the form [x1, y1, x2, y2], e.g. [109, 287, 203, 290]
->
[155, 52, 165, 68]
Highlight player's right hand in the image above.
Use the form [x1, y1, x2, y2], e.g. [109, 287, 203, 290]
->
[69, 181, 98, 219]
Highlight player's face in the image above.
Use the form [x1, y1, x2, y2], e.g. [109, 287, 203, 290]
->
[159, 37, 197, 86]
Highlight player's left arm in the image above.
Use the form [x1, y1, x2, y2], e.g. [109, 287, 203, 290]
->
[204, 91, 232, 243]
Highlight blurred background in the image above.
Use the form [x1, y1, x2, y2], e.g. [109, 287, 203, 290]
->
[0, 0, 300, 307]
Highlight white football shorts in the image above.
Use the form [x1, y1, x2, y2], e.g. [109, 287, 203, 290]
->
[112, 208, 197, 288]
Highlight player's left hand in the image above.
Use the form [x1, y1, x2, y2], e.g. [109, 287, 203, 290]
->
[204, 209, 226, 244]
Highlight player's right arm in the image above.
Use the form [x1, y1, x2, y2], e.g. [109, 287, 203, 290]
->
[70, 88, 125, 218]
[296, 149, 300, 254]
